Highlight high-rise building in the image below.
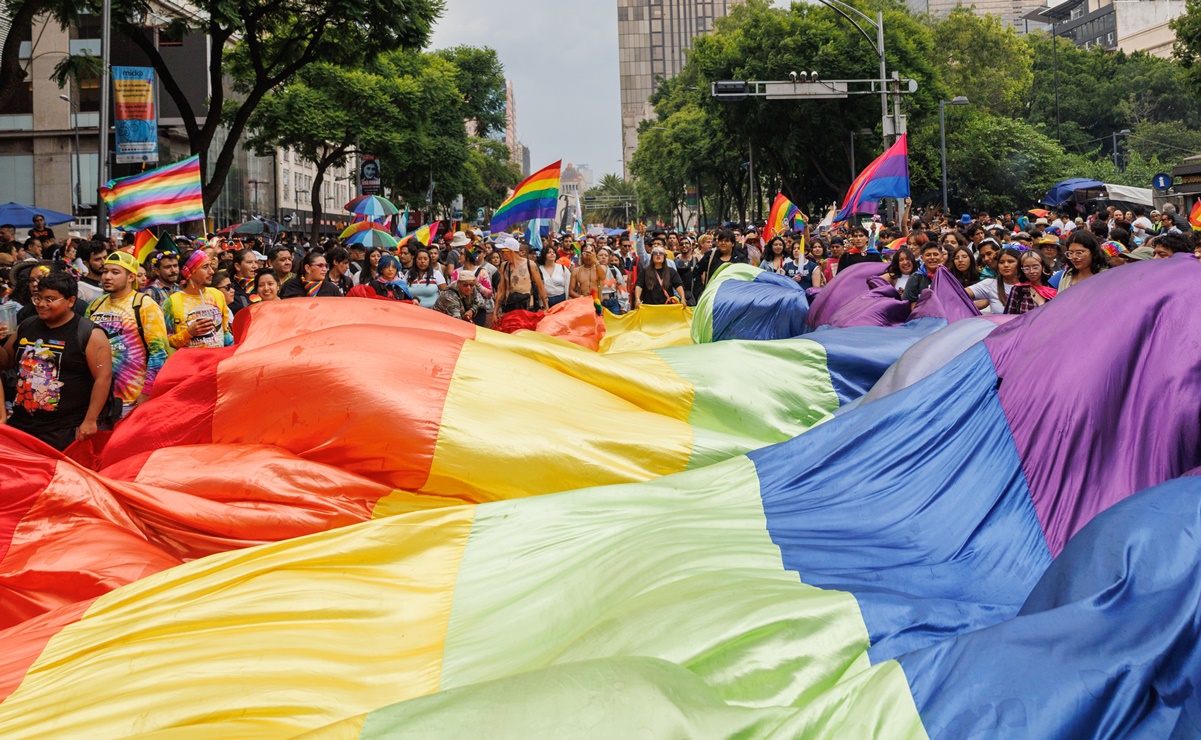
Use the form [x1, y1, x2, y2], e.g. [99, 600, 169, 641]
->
[907, 0, 1035, 31]
[617, 0, 742, 176]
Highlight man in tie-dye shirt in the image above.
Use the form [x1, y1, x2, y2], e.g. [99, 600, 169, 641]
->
[85, 251, 169, 416]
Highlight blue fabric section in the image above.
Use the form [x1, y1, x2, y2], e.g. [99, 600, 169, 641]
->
[708, 271, 810, 342]
[748, 344, 1052, 662]
[806, 318, 945, 406]
[902, 477, 1201, 739]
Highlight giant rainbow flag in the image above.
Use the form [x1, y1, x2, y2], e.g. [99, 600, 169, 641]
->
[834, 134, 909, 223]
[0, 258, 1199, 737]
[489, 160, 561, 233]
[99, 155, 205, 231]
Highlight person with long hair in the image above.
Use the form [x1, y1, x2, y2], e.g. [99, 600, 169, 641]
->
[760, 236, 797, 278]
[406, 247, 445, 308]
[886, 247, 918, 293]
[946, 245, 980, 289]
[1005, 251, 1057, 314]
[538, 245, 571, 307]
[634, 246, 685, 308]
[967, 246, 1022, 313]
[280, 251, 341, 298]
[807, 239, 829, 288]
[1056, 230, 1107, 293]
[253, 269, 281, 301]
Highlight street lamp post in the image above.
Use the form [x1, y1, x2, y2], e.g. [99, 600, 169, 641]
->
[96, 0, 113, 237]
[59, 93, 83, 217]
[248, 179, 268, 216]
[940, 96, 970, 214]
[849, 128, 873, 180]
[1112, 129, 1131, 170]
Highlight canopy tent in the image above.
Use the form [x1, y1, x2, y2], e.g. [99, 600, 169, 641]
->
[1103, 184, 1154, 207]
[1040, 178, 1104, 207]
[0, 203, 75, 228]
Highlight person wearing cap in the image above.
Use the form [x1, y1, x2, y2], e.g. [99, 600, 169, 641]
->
[446, 231, 471, 271]
[1035, 235, 1064, 272]
[85, 251, 169, 416]
[1123, 246, 1155, 262]
[494, 236, 546, 315]
[161, 250, 233, 349]
[634, 244, 685, 308]
[433, 270, 487, 323]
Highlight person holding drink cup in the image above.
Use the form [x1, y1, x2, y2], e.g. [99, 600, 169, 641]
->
[161, 250, 233, 349]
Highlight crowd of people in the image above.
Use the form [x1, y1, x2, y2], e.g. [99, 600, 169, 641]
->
[0, 198, 1197, 452]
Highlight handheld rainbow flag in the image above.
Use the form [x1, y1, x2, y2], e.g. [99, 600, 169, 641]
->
[402, 221, 440, 248]
[489, 161, 561, 234]
[133, 229, 158, 264]
[1189, 200, 1201, 231]
[100, 155, 205, 231]
[763, 194, 803, 244]
[834, 135, 909, 224]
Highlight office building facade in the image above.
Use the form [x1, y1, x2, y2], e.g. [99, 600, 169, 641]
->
[617, 0, 742, 176]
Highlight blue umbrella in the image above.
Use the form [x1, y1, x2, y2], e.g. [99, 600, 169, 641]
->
[0, 203, 75, 228]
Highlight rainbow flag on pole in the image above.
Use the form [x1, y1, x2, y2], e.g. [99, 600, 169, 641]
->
[489, 161, 561, 234]
[834, 134, 909, 224]
[763, 194, 803, 244]
[100, 155, 205, 231]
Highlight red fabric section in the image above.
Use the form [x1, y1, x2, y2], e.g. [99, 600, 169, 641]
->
[98, 348, 232, 469]
[0, 429, 58, 566]
[495, 309, 543, 333]
[0, 599, 93, 701]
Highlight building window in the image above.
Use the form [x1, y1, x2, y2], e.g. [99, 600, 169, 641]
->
[283, 169, 289, 192]
[158, 25, 185, 47]
[0, 155, 34, 202]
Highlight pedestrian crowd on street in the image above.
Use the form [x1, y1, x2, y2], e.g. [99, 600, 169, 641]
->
[0, 198, 1196, 452]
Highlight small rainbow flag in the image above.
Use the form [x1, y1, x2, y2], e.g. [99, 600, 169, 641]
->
[489, 161, 561, 234]
[133, 229, 158, 264]
[1190, 200, 1201, 231]
[400, 221, 440, 248]
[835, 135, 909, 224]
[101, 155, 205, 231]
[763, 194, 803, 244]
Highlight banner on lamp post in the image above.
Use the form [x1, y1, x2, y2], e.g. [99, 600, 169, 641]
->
[111, 66, 158, 165]
[359, 155, 381, 195]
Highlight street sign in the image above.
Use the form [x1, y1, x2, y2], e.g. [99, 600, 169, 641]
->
[1152, 173, 1172, 191]
[764, 81, 848, 100]
[283, 214, 293, 224]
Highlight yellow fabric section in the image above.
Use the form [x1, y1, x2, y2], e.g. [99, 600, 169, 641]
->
[473, 328, 693, 421]
[0, 507, 475, 739]
[425, 340, 695, 502]
[600, 304, 694, 353]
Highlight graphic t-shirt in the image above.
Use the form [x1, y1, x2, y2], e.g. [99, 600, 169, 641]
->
[162, 288, 233, 348]
[86, 292, 170, 403]
[9, 315, 95, 450]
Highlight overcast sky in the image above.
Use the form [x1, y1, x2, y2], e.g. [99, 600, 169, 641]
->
[429, 1, 790, 182]
[430, 0, 625, 181]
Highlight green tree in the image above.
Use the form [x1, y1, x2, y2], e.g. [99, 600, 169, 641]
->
[46, 0, 442, 210]
[583, 174, 640, 226]
[941, 113, 1073, 213]
[434, 46, 508, 139]
[247, 63, 411, 247]
[929, 6, 1032, 118]
[459, 139, 522, 220]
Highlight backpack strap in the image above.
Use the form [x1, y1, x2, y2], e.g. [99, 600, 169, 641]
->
[131, 292, 147, 351]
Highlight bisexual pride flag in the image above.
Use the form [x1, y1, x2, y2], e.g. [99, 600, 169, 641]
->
[834, 134, 909, 223]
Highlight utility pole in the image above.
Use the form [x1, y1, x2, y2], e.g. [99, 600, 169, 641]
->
[96, 0, 112, 237]
[748, 143, 756, 225]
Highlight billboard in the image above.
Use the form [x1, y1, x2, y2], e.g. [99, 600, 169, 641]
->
[359, 155, 381, 195]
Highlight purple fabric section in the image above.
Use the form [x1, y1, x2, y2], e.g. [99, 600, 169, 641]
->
[910, 266, 982, 323]
[806, 261, 888, 328]
[985, 258, 1201, 556]
[825, 283, 911, 328]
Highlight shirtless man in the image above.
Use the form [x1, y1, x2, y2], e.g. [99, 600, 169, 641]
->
[569, 244, 604, 299]
[494, 237, 547, 315]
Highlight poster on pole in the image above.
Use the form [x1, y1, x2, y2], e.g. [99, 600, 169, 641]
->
[359, 155, 381, 195]
[112, 66, 159, 164]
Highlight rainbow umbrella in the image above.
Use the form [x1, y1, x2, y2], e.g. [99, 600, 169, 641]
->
[345, 195, 399, 218]
[339, 221, 388, 239]
[346, 229, 399, 248]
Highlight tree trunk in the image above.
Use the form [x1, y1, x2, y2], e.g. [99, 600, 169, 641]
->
[0, 0, 44, 111]
[309, 157, 333, 248]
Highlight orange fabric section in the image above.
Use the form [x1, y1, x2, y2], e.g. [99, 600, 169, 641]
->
[211, 324, 468, 492]
[232, 297, 477, 350]
[0, 600, 93, 701]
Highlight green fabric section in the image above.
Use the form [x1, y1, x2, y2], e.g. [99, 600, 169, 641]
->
[654, 339, 839, 469]
[690, 262, 764, 344]
[338, 455, 927, 738]
[355, 657, 926, 739]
